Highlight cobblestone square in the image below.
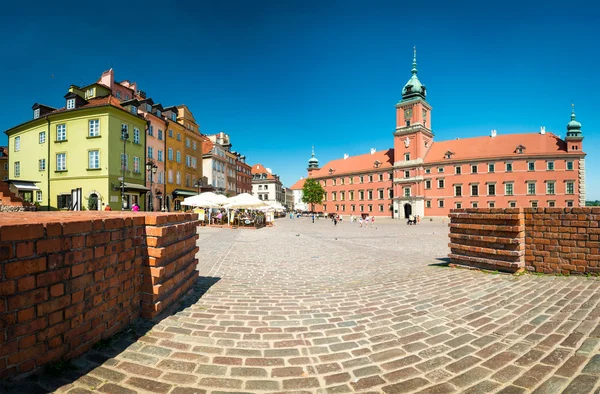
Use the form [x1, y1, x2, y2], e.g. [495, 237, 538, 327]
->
[9, 218, 600, 393]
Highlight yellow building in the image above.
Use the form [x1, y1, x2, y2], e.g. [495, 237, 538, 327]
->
[163, 109, 189, 211]
[5, 86, 148, 210]
[176, 105, 203, 196]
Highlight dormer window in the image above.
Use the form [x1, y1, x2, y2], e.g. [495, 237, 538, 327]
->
[33, 108, 40, 119]
[67, 99, 75, 110]
[131, 106, 138, 115]
[116, 91, 121, 99]
[146, 104, 152, 112]
[444, 151, 454, 159]
[171, 113, 177, 121]
[85, 88, 94, 99]
[124, 94, 130, 100]
[156, 110, 161, 117]
[515, 145, 526, 154]
[374, 160, 381, 168]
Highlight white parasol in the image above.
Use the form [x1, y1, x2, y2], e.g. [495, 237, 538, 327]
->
[222, 193, 269, 209]
[181, 192, 227, 207]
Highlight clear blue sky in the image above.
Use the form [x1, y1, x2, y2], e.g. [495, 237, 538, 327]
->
[1, 0, 598, 198]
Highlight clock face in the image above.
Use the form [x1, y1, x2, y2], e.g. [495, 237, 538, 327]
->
[404, 108, 412, 119]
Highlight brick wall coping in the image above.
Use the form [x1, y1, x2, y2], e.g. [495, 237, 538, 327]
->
[0, 212, 197, 235]
[451, 207, 600, 214]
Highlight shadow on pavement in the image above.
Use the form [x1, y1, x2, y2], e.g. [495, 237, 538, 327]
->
[0, 276, 220, 394]
[429, 257, 451, 267]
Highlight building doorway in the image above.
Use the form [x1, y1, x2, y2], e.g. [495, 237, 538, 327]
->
[88, 193, 99, 211]
[404, 203, 412, 218]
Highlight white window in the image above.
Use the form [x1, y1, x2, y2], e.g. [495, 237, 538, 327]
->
[438, 167, 444, 173]
[168, 170, 173, 183]
[567, 200, 574, 207]
[488, 202, 495, 208]
[131, 106, 138, 115]
[471, 184, 479, 196]
[34, 108, 40, 119]
[39, 159, 46, 171]
[124, 94, 130, 100]
[471, 202, 478, 208]
[146, 104, 152, 112]
[67, 99, 75, 109]
[186, 155, 191, 167]
[488, 163, 495, 173]
[133, 157, 140, 173]
[87, 119, 99, 137]
[404, 170, 410, 178]
[566, 161, 574, 171]
[186, 138, 191, 148]
[36, 191, 42, 202]
[505, 183, 514, 196]
[193, 141, 197, 150]
[14, 161, 20, 177]
[14, 136, 20, 151]
[404, 187, 411, 197]
[57, 124, 66, 141]
[39, 132, 46, 144]
[176, 171, 181, 185]
[116, 91, 121, 99]
[455, 166, 461, 174]
[121, 153, 128, 170]
[509, 201, 517, 208]
[527, 182, 536, 195]
[156, 110, 161, 117]
[168, 148, 173, 161]
[488, 184, 496, 196]
[528, 161, 535, 171]
[506, 162, 513, 172]
[425, 180, 431, 189]
[88, 150, 100, 169]
[438, 200, 444, 208]
[438, 179, 445, 188]
[471, 164, 478, 173]
[547, 161, 555, 171]
[455, 185, 462, 197]
[548, 201, 556, 207]
[171, 113, 176, 121]
[157, 150, 163, 162]
[133, 128, 140, 144]
[148, 125, 154, 136]
[546, 182, 555, 195]
[566, 182, 574, 194]
[56, 153, 66, 171]
[147, 146, 153, 159]
[405, 153, 410, 161]
[176, 151, 181, 163]
[121, 124, 128, 140]
[426, 200, 431, 208]
[531, 201, 538, 208]
[158, 129, 163, 140]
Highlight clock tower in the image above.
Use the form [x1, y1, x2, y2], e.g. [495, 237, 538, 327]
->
[392, 48, 433, 219]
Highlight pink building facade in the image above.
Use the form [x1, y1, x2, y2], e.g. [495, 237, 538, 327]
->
[300, 50, 586, 219]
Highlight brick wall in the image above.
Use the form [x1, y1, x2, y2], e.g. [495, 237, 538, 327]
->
[524, 208, 600, 274]
[449, 208, 600, 275]
[448, 208, 525, 272]
[0, 212, 199, 378]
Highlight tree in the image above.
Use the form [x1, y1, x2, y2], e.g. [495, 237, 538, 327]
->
[586, 200, 600, 206]
[302, 178, 325, 212]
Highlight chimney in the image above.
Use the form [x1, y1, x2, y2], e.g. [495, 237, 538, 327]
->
[491, 130, 497, 138]
[266, 168, 272, 174]
[370, 148, 376, 154]
[343, 154, 349, 160]
[540, 126, 546, 135]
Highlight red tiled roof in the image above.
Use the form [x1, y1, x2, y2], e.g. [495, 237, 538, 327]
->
[310, 149, 394, 178]
[201, 135, 213, 154]
[251, 163, 276, 180]
[290, 178, 306, 190]
[423, 132, 577, 164]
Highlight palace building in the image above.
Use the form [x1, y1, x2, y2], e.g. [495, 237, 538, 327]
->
[299, 50, 586, 219]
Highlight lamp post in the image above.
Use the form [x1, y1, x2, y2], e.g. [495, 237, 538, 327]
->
[121, 128, 129, 210]
[146, 162, 158, 211]
[194, 179, 203, 195]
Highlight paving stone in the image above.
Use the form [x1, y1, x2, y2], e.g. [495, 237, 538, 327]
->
[491, 365, 524, 383]
[170, 388, 207, 394]
[512, 365, 554, 389]
[245, 380, 281, 391]
[382, 377, 430, 393]
[161, 372, 198, 384]
[324, 372, 351, 386]
[272, 367, 306, 378]
[561, 374, 599, 393]
[96, 383, 137, 394]
[462, 380, 500, 394]
[282, 377, 321, 390]
[195, 364, 228, 376]
[448, 366, 491, 388]
[581, 354, 600, 375]
[531, 376, 569, 394]
[555, 355, 588, 377]
[88, 367, 127, 382]
[198, 377, 243, 389]
[125, 377, 172, 393]
[416, 383, 456, 394]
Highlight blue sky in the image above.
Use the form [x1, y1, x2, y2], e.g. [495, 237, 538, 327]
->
[1, 0, 598, 198]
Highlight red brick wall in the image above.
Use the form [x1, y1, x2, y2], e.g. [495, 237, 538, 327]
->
[0, 212, 199, 378]
[448, 208, 525, 272]
[524, 208, 600, 274]
[449, 208, 600, 275]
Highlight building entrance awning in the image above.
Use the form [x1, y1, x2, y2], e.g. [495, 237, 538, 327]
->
[123, 182, 150, 192]
[172, 189, 197, 198]
[11, 181, 39, 191]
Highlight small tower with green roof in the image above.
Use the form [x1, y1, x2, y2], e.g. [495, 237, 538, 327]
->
[307, 146, 320, 176]
[566, 104, 583, 152]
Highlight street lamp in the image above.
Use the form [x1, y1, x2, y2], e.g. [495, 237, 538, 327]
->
[194, 179, 203, 195]
[146, 161, 158, 211]
[121, 128, 129, 210]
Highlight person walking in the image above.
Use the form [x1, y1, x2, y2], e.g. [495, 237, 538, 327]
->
[371, 216, 375, 228]
[365, 216, 369, 228]
[359, 217, 363, 227]
[333, 215, 338, 227]
[312, 213, 315, 224]
[131, 202, 140, 212]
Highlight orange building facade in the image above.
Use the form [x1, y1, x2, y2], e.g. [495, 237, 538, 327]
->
[302, 50, 586, 219]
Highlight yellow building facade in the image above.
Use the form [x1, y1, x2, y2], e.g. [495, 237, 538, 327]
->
[6, 93, 148, 211]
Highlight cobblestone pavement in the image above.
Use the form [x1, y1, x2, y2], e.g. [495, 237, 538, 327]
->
[10, 218, 600, 393]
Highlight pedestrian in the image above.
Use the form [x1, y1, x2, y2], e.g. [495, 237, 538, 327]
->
[365, 216, 369, 228]
[312, 213, 315, 224]
[104, 205, 112, 211]
[333, 215, 338, 226]
[359, 217, 363, 227]
[339, 214, 343, 224]
[371, 216, 375, 228]
[131, 202, 140, 212]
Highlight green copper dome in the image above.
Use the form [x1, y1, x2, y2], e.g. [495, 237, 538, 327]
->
[308, 146, 319, 169]
[566, 104, 582, 136]
[402, 48, 426, 99]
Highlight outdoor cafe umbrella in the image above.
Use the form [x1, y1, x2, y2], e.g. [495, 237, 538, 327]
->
[222, 193, 269, 209]
[181, 192, 226, 208]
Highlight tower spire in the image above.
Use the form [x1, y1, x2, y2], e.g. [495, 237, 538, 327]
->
[571, 103, 576, 120]
[411, 46, 418, 75]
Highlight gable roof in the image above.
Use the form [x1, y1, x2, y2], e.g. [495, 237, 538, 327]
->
[424, 132, 578, 164]
[290, 178, 305, 190]
[310, 149, 394, 178]
[251, 163, 276, 180]
[201, 135, 214, 154]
